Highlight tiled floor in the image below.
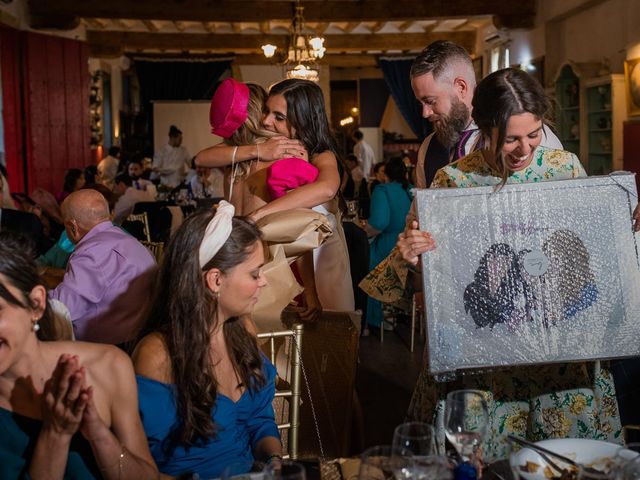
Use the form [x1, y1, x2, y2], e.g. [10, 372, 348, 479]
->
[355, 320, 425, 450]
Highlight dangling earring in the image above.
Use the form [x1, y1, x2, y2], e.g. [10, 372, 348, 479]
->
[31, 318, 40, 333]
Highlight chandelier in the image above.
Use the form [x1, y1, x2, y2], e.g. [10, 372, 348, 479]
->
[261, 2, 326, 82]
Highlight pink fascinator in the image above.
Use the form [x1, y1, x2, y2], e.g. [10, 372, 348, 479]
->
[209, 78, 250, 138]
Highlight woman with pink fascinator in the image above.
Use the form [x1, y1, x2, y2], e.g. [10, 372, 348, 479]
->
[195, 78, 345, 322]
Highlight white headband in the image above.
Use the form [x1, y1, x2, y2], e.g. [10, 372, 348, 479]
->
[198, 200, 235, 268]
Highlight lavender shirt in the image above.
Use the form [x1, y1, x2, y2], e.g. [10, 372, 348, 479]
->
[50, 221, 157, 344]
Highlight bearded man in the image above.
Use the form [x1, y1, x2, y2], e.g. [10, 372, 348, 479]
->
[411, 41, 562, 189]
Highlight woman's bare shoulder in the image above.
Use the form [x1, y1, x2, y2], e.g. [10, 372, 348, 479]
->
[130, 333, 173, 383]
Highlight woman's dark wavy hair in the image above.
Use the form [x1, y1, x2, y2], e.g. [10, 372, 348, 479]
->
[268, 79, 339, 160]
[62, 168, 83, 194]
[137, 209, 265, 450]
[0, 232, 57, 341]
[463, 243, 532, 329]
[472, 68, 551, 188]
[384, 157, 410, 191]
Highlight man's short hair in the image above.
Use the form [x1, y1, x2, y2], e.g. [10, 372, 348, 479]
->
[410, 40, 473, 81]
[169, 125, 182, 137]
[108, 146, 121, 157]
[353, 130, 364, 140]
[115, 173, 133, 187]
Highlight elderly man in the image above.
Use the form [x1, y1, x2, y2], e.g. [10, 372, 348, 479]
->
[50, 189, 156, 345]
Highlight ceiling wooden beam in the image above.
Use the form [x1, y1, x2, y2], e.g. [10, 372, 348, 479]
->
[142, 20, 158, 32]
[397, 21, 413, 32]
[28, 0, 536, 27]
[124, 52, 380, 68]
[370, 22, 386, 33]
[344, 22, 360, 33]
[87, 30, 476, 56]
[235, 53, 380, 68]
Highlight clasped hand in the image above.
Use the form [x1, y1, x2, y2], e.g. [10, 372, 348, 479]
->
[260, 137, 307, 161]
[42, 354, 105, 441]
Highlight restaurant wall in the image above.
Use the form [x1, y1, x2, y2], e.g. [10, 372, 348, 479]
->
[507, 0, 640, 85]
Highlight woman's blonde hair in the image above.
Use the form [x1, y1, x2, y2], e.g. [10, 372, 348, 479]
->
[225, 83, 274, 178]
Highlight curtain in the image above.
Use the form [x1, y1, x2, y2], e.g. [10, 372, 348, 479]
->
[0, 26, 25, 193]
[135, 59, 231, 105]
[378, 58, 431, 140]
[134, 59, 231, 153]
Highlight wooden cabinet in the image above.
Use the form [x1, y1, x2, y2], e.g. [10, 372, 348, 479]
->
[581, 74, 626, 174]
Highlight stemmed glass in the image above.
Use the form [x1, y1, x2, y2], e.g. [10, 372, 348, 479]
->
[263, 460, 306, 480]
[392, 422, 437, 456]
[358, 445, 412, 480]
[444, 390, 489, 463]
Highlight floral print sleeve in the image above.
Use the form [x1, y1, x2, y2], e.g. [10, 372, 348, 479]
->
[430, 168, 455, 188]
[571, 153, 588, 178]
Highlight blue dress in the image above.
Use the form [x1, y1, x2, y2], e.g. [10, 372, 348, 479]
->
[0, 407, 100, 479]
[137, 360, 280, 478]
[366, 181, 413, 327]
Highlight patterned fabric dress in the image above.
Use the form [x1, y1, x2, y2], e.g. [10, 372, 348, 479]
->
[407, 146, 622, 461]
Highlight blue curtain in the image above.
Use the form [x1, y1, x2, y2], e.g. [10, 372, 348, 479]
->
[378, 58, 431, 140]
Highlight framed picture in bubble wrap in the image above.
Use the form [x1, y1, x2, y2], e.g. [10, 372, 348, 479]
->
[416, 173, 640, 374]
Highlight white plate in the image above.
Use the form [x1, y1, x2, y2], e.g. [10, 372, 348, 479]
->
[509, 438, 635, 479]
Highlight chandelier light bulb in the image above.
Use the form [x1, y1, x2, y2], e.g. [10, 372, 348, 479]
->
[261, 44, 277, 58]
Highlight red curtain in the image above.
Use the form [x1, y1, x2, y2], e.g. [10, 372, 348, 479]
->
[0, 27, 25, 193]
[1, 27, 90, 194]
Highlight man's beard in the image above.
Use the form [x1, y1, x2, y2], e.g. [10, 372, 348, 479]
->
[433, 97, 471, 149]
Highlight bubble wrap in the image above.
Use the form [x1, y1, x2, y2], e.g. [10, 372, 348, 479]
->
[416, 172, 640, 374]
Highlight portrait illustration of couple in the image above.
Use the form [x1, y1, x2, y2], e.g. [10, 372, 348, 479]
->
[463, 229, 598, 331]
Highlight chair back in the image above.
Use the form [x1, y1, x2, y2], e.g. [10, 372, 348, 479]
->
[124, 212, 151, 242]
[141, 240, 164, 263]
[257, 324, 303, 459]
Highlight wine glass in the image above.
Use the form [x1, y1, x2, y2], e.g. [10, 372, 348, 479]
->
[358, 445, 412, 480]
[392, 422, 437, 456]
[619, 455, 640, 480]
[444, 390, 489, 463]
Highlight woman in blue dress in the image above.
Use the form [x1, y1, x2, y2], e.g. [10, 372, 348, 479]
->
[132, 201, 281, 478]
[362, 157, 413, 330]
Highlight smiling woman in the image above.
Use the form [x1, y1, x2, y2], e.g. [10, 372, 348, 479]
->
[0, 232, 158, 479]
[404, 68, 621, 461]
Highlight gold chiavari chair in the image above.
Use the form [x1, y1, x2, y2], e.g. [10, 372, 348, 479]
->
[257, 324, 303, 459]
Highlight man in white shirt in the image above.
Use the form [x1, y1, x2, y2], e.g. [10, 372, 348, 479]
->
[353, 130, 375, 180]
[127, 159, 155, 193]
[189, 166, 224, 199]
[152, 125, 191, 188]
[97, 146, 120, 190]
[113, 173, 155, 225]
